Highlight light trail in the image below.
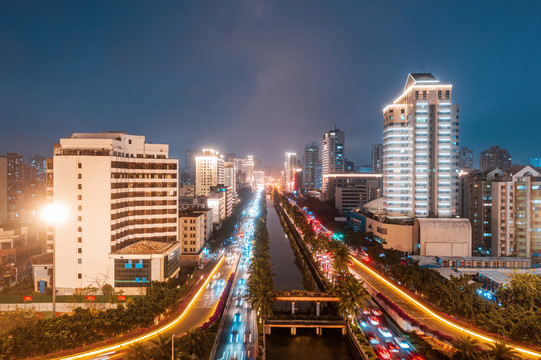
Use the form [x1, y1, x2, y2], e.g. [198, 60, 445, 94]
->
[57, 255, 227, 360]
[349, 256, 541, 358]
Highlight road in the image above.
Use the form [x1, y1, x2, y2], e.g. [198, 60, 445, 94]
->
[213, 190, 262, 360]
[349, 256, 541, 359]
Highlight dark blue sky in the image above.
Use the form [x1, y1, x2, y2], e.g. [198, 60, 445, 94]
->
[1, 1, 540, 167]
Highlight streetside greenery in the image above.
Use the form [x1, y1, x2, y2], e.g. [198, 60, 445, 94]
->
[244, 194, 275, 321]
[344, 231, 541, 348]
[0, 279, 188, 359]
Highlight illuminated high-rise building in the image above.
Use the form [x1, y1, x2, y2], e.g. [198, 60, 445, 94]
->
[322, 128, 345, 175]
[459, 147, 474, 169]
[284, 152, 297, 192]
[371, 144, 383, 173]
[52, 132, 179, 294]
[302, 142, 320, 190]
[382, 73, 459, 217]
[195, 149, 224, 197]
[479, 146, 512, 172]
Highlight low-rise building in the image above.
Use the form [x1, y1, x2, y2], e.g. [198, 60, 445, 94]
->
[178, 209, 212, 265]
[31, 252, 53, 293]
[109, 241, 180, 295]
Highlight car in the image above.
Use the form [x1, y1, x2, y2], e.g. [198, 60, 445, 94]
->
[371, 308, 383, 316]
[385, 341, 400, 352]
[244, 331, 252, 343]
[361, 308, 371, 315]
[236, 298, 243, 307]
[359, 319, 368, 328]
[197, 263, 204, 269]
[239, 278, 246, 285]
[230, 330, 239, 343]
[408, 354, 425, 360]
[378, 327, 393, 338]
[394, 337, 411, 349]
[366, 332, 379, 344]
[368, 316, 380, 325]
[376, 346, 391, 359]
[233, 312, 242, 323]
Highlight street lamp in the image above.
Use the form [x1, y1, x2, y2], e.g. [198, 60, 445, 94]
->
[41, 203, 68, 319]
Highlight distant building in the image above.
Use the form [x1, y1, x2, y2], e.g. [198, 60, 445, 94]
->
[0, 157, 7, 224]
[302, 142, 319, 191]
[284, 152, 297, 193]
[491, 165, 541, 262]
[195, 149, 224, 197]
[6, 153, 25, 221]
[51, 132, 178, 294]
[322, 128, 345, 177]
[459, 147, 474, 169]
[254, 171, 265, 186]
[479, 146, 512, 172]
[224, 161, 237, 192]
[322, 173, 382, 215]
[371, 144, 383, 173]
[356, 165, 372, 173]
[461, 168, 503, 253]
[179, 209, 212, 265]
[345, 160, 355, 173]
[183, 149, 197, 185]
[383, 73, 459, 218]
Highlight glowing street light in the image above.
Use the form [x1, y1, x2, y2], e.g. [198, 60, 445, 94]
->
[41, 203, 68, 319]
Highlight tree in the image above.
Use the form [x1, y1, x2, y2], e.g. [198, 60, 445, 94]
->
[337, 278, 369, 320]
[150, 333, 172, 360]
[451, 336, 481, 360]
[125, 342, 150, 360]
[486, 341, 521, 360]
[330, 242, 350, 278]
[178, 328, 215, 359]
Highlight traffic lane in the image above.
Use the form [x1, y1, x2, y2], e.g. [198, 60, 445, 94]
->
[358, 301, 414, 360]
[84, 257, 235, 360]
[215, 265, 254, 360]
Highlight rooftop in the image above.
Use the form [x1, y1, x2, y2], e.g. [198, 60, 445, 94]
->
[114, 241, 178, 255]
[31, 252, 53, 265]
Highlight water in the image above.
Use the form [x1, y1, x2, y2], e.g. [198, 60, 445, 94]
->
[265, 201, 355, 360]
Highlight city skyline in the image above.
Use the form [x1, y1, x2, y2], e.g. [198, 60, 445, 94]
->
[2, 1, 541, 166]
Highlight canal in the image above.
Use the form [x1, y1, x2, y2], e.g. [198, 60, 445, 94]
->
[265, 200, 355, 360]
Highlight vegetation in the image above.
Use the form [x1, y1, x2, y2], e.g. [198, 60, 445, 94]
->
[336, 277, 369, 319]
[0, 279, 188, 358]
[245, 194, 275, 321]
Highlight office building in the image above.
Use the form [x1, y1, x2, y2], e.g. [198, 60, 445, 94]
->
[52, 132, 178, 294]
[195, 149, 224, 197]
[179, 209, 212, 265]
[0, 157, 7, 224]
[382, 73, 459, 217]
[224, 161, 237, 192]
[479, 146, 512, 172]
[284, 152, 297, 193]
[371, 144, 383, 173]
[322, 128, 345, 175]
[463, 168, 504, 253]
[322, 173, 382, 214]
[459, 147, 474, 169]
[302, 142, 320, 191]
[491, 165, 541, 262]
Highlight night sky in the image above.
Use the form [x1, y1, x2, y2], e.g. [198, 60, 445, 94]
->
[1, 1, 540, 168]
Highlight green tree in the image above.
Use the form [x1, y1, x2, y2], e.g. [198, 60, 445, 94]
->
[486, 341, 521, 360]
[178, 328, 215, 359]
[337, 278, 369, 320]
[451, 336, 481, 360]
[150, 333, 172, 360]
[125, 342, 150, 360]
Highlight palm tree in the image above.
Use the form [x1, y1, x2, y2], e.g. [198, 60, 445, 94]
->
[337, 278, 369, 320]
[125, 342, 150, 360]
[331, 243, 351, 278]
[486, 341, 521, 360]
[150, 333, 171, 360]
[179, 328, 215, 359]
[451, 335, 481, 360]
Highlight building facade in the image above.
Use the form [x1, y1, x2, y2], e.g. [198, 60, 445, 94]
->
[491, 166, 541, 262]
[459, 147, 474, 169]
[179, 209, 212, 264]
[302, 142, 320, 191]
[322, 128, 345, 176]
[195, 149, 224, 197]
[371, 144, 383, 173]
[479, 146, 512, 172]
[322, 173, 382, 214]
[284, 152, 297, 193]
[52, 132, 178, 294]
[382, 73, 459, 218]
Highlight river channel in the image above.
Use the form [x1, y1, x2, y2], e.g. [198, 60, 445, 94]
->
[265, 200, 354, 360]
